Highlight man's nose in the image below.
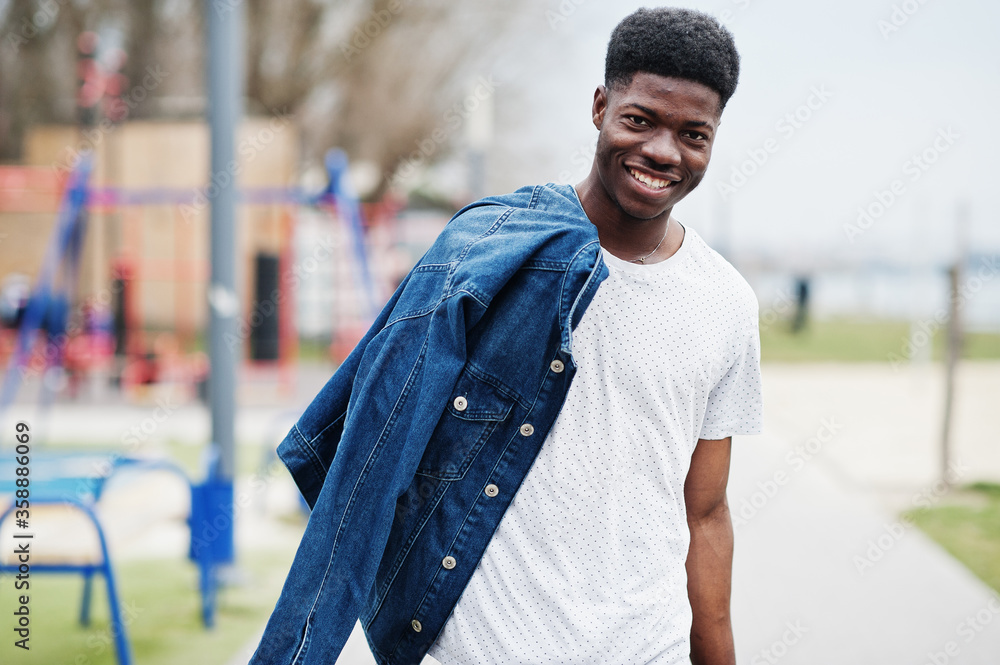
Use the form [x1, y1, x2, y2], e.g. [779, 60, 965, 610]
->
[640, 131, 682, 168]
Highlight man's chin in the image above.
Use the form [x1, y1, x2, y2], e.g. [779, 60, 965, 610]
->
[615, 195, 676, 222]
[611, 180, 689, 220]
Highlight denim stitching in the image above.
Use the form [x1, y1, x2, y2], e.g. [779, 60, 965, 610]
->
[559, 240, 603, 352]
[398, 376, 547, 664]
[521, 259, 569, 271]
[293, 336, 429, 662]
[363, 475, 450, 629]
[386, 300, 444, 327]
[443, 208, 515, 296]
[415, 420, 502, 481]
[464, 361, 528, 410]
[287, 424, 332, 485]
[303, 410, 346, 450]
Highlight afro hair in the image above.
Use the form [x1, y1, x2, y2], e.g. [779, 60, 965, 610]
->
[605, 7, 740, 111]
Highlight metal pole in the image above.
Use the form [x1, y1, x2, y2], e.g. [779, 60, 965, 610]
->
[941, 264, 961, 486]
[941, 203, 968, 487]
[206, 0, 243, 482]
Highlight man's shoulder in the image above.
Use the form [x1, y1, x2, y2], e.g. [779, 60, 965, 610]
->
[684, 227, 759, 318]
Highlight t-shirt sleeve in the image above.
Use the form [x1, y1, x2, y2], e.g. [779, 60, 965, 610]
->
[699, 323, 763, 440]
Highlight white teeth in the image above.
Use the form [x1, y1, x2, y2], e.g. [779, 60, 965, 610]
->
[629, 168, 672, 190]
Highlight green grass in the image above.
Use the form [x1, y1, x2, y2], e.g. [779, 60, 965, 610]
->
[0, 549, 295, 665]
[904, 483, 1000, 593]
[964, 332, 1000, 360]
[759, 317, 1000, 363]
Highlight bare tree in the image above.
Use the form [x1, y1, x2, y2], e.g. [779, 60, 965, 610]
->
[0, 0, 527, 192]
[1, 0, 82, 159]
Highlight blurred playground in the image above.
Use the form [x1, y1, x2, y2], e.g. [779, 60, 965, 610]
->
[2, 1, 1000, 664]
[0, 111, 446, 665]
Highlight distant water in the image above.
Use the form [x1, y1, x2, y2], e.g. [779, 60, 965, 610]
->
[745, 258, 1000, 332]
[294, 208, 999, 336]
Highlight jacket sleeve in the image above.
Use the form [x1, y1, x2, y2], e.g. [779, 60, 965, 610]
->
[275, 269, 413, 510]
[250, 285, 488, 665]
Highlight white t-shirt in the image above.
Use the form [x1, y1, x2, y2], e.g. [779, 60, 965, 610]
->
[428, 225, 762, 665]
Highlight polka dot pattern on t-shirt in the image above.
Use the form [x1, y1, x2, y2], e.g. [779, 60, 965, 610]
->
[428, 226, 762, 665]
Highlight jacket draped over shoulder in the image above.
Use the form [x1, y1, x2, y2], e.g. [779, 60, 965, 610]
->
[251, 183, 607, 665]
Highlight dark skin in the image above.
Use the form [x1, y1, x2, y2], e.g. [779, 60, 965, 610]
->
[685, 437, 736, 665]
[575, 71, 721, 264]
[576, 72, 736, 665]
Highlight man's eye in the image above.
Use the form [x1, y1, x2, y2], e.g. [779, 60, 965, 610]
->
[627, 115, 648, 126]
[683, 131, 708, 140]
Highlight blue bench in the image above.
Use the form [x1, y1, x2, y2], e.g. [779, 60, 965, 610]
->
[0, 452, 232, 664]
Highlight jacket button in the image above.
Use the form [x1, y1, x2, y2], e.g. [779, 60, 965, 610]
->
[442, 555, 457, 569]
[520, 423, 534, 436]
[453, 396, 468, 411]
[484, 483, 499, 497]
[550, 359, 565, 373]
[411, 619, 422, 632]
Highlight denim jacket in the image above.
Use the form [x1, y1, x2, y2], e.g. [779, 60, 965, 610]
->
[251, 183, 609, 665]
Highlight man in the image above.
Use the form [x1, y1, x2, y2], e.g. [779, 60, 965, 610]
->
[252, 7, 760, 665]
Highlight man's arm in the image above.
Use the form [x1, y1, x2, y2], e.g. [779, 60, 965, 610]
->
[685, 436, 736, 665]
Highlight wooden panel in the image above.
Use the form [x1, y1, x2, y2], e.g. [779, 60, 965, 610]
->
[13, 119, 299, 338]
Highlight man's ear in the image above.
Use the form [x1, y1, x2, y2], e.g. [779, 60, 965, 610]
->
[592, 85, 608, 130]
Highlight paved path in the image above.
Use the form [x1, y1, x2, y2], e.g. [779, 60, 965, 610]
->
[725, 361, 1000, 664]
[730, 431, 1000, 665]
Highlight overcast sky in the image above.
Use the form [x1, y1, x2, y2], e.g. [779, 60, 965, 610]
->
[483, 0, 1000, 268]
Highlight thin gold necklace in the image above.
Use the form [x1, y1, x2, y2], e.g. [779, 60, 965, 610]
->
[629, 221, 669, 264]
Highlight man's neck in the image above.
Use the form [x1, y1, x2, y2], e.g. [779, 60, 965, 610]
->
[573, 177, 683, 265]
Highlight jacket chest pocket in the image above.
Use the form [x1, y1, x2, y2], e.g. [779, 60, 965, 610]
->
[416, 368, 516, 481]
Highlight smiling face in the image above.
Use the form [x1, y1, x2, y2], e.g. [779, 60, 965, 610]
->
[586, 72, 722, 224]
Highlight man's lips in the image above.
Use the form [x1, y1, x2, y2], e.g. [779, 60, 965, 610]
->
[626, 166, 680, 193]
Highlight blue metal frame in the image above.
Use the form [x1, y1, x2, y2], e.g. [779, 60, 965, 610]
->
[0, 498, 132, 665]
[0, 154, 92, 422]
[0, 451, 239, 665]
